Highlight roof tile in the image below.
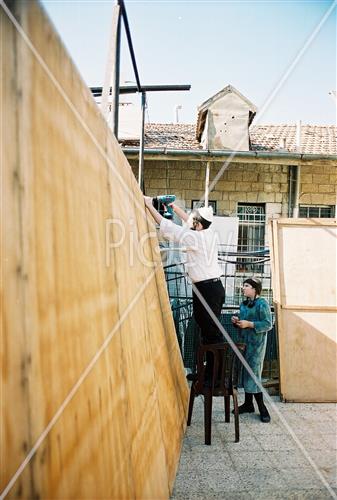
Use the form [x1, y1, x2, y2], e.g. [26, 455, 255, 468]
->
[121, 123, 337, 156]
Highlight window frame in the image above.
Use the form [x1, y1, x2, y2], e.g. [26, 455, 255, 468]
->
[236, 203, 266, 273]
[191, 200, 217, 213]
[299, 205, 335, 218]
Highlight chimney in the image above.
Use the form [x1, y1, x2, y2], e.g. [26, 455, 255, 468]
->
[279, 138, 287, 150]
[296, 120, 302, 152]
[174, 105, 182, 124]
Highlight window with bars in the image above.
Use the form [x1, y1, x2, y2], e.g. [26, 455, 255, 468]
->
[299, 205, 335, 218]
[236, 203, 266, 272]
[191, 200, 217, 213]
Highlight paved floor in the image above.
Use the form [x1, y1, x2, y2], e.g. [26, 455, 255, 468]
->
[172, 392, 337, 499]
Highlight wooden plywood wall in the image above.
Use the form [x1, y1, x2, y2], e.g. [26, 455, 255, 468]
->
[1, 1, 188, 498]
[269, 219, 337, 403]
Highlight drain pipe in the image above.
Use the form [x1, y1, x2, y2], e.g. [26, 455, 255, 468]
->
[292, 165, 301, 217]
[288, 166, 295, 217]
[292, 121, 302, 217]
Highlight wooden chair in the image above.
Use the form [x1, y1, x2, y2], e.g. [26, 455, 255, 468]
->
[187, 342, 246, 445]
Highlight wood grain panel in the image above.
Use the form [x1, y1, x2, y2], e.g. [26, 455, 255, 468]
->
[1, 1, 188, 497]
[269, 218, 337, 403]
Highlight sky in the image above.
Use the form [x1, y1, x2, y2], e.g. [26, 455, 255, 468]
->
[41, 0, 336, 126]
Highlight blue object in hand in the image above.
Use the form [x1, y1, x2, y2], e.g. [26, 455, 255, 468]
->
[153, 194, 176, 219]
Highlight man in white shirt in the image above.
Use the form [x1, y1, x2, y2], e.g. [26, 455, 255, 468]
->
[144, 196, 225, 353]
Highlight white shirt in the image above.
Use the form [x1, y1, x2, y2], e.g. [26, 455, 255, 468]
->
[159, 218, 222, 283]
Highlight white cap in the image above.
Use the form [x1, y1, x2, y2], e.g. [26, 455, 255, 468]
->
[198, 205, 214, 223]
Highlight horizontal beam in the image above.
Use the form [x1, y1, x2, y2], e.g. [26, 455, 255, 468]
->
[281, 305, 337, 311]
[276, 218, 337, 226]
[90, 85, 191, 97]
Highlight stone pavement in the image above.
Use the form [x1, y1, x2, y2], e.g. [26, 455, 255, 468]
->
[171, 393, 337, 499]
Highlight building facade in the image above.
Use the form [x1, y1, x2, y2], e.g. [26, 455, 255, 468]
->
[122, 86, 337, 253]
[124, 129, 336, 253]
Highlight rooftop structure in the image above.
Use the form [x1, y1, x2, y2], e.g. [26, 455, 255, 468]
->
[121, 122, 337, 156]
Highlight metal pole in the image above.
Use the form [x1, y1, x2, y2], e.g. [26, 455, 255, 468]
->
[118, 0, 141, 92]
[90, 84, 191, 97]
[101, 5, 120, 120]
[138, 91, 146, 191]
[204, 161, 210, 207]
[113, 7, 122, 139]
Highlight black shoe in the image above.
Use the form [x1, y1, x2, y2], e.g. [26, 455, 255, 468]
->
[259, 406, 271, 423]
[232, 403, 255, 415]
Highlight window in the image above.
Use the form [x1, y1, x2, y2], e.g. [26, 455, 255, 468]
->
[236, 203, 266, 272]
[299, 205, 335, 218]
[191, 200, 217, 213]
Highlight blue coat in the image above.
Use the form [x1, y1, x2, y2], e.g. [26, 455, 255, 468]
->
[238, 297, 273, 393]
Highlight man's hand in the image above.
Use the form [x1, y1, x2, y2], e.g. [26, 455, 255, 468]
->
[143, 195, 163, 225]
[144, 196, 153, 208]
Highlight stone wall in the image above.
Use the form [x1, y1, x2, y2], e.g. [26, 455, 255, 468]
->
[299, 164, 337, 206]
[129, 159, 336, 218]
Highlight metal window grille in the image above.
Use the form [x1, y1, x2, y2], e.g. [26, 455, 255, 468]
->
[236, 203, 266, 272]
[299, 205, 335, 218]
[191, 200, 217, 212]
[164, 260, 278, 382]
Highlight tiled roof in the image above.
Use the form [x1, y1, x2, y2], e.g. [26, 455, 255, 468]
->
[122, 123, 337, 156]
[124, 123, 201, 150]
[250, 124, 337, 155]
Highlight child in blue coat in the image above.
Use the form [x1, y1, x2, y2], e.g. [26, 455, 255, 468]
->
[231, 277, 272, 422]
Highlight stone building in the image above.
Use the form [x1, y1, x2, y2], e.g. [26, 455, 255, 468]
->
[121, 85, 337, 251]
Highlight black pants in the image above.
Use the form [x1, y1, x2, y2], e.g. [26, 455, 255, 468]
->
[192, 280, 225, 344]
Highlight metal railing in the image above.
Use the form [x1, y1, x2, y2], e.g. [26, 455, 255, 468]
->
[164, 248, 279, 385]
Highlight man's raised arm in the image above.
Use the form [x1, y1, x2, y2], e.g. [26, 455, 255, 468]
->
[170, 203, 189, 223]
[144, 196, 163, 225]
